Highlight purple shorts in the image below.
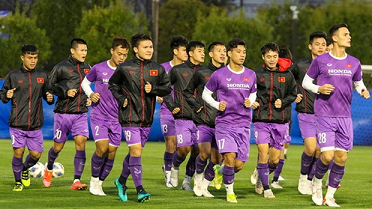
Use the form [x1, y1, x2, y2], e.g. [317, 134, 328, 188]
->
[53, 113, 89, 143]
[90, 117, 122, 147]
[175, 120, 197, 147]
[160, 114, 176, 137]
[122, 127, 151, 148]
[215, 126, 250, 162]
[316, 116, 353, 151]
[284, 122, 291, 144]
[298, 113, 316, 139]
[197, 125, 217, 149]
[253, 122, 287, 150]
[10, 128, 44, 153]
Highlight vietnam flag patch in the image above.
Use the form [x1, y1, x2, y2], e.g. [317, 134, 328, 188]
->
[84, 69, 90, 74]
[150, 70, 158, 76]
[244, 77, 249, 82]
[278, 77, 285, 82]
[37, 78, 44, 83]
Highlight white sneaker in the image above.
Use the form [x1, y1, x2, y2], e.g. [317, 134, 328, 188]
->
[250, 168, 258, 185]
[255, 177, 263, 195]
[264, 189, 275, 198]
[298, 175, 312, 195]
[193, 179, 202, 196]
[312, 186, 323, 206]
[181, 183, 193, 191]
[89, 177, 99, 195]
[162, 165, 166, 183]
[201, 188, 214, 197]
[323, 197, 340, 207]
[170, 166, 179, 187]
[278, 176, 285, 181]
[97, 180, 106, 196]
[271, 181, 283, 189]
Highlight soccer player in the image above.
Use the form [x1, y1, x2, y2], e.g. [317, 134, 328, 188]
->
[184, 42, 226, 197]
[0, 44, 54, 191]
[158, 36, 189, 187]
[302, 23, 369, 207]
[252, 42, 297, 199]
[290, 31, 327, 195]
[270, 47, 294, 189]
[164, 41, 205, 191]
[44, 38, 91, 190]
[81, 37, 130, 196]
[109, 33, 172, 203]
[202, 38, 257, 203]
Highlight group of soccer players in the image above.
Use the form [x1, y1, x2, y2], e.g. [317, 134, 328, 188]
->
[1, 22, 369, 207]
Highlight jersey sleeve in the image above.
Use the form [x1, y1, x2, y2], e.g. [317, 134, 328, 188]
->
[353, 60, 363, 82]
[205, 71, 219, 92]
[306, 57, 320, 79]
[86, 65, 98, 82]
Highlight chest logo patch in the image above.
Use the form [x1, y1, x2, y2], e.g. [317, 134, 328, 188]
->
[278, 77, 285, 82]
[37, 78, 44, 83]
[182, 73, 188, 77]
[84, 69, 90, 74]
[150, 70, 158, 76]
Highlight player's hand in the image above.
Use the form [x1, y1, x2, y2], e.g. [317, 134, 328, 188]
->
[318, 84, 335, 95]
[295, 94, 303, 103]
[67, 89, 78, 97]
[244, 98, 251, 108]
[172, 107, 180, 114]
[6, 88, 16, 99]
[196, 106, 203, 113]
[46, 92, 53, 102]
[145, 81, 152, 93]
[274, 99, 282, 108]
[361, 89, 370, 99]
[157, 97, 163, 103]
[90, 92, 100, 103]
[251, 101, 260, 109]
[219, 101, 226, 111]
[123, 98, 128, 108]
[86, 98, 92, 107]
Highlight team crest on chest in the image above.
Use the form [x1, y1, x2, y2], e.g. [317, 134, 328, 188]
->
[278, 77, 285, 82]
[37, 78, 44, 83]
[84, 69, 90, 74]
[150, 70, 158, 76]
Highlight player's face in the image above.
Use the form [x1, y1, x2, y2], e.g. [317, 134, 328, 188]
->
[111, 45, 129, 67]
[135, 40, 153, 60]
[262, 50, 279, 70]
[209, 45, 226, 65]
[190, 46, 205, 64]
[174, 46, 188, 62]
[325, 43, 333, 53]
[309, 37, 326, 57]
[333, 27, 351, 48]
[228, 45, 246, 65]
[21, 53, 38, 71]
[71, 44, 87, 62]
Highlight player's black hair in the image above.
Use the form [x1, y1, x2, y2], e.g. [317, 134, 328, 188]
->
[208, 41, 225, 52]
[131, 33, 152, 49]
[170, 36, 189, 50]
[309, 31, 327, 44]
[186, 41, 205, 56]
[226, 38, 245, 52]
[70, 38, 87, 49]
[261, 42, 279, 55]
[21, 44, 38, 55]
[112, 37, 130, 50]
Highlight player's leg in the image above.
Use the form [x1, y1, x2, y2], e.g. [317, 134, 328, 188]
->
[11, 128, 26, 191]
[181, 123, 198, 191]
[161, 116, 176, 186]
[271, 149, 284, 189]
[194, 136, 212, 196]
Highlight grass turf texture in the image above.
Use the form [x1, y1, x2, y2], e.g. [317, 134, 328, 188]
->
[0, 139, 371, 209]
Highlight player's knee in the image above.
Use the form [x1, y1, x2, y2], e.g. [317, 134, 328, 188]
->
[234, 164, 244, 172]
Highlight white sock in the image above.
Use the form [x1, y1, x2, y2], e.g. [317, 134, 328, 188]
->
[201, 178, 211, 189]
[313, 177, 322, 188]
[326, 186, 337, 199]
[225, 183, 234, 194]
[195, 173, 203, 181]
[165, 171, 171, 181]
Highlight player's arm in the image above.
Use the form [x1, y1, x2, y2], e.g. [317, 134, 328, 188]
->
[49, 66, 69, 99]
[108, 66, 128, 108]
[202, 87, 220, 110]
[42, 76, 54, 105]
[354, 80, 370, 99]
[184, 72, 203, 113]
[0, 74, 14, 103]
[280, 73, 298, 108]
[145, 66, 172, 97]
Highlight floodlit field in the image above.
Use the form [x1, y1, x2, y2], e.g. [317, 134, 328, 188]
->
[0, 139, 370, 209]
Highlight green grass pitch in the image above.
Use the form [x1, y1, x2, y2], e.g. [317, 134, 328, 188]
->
[0, 139, 371, 209]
